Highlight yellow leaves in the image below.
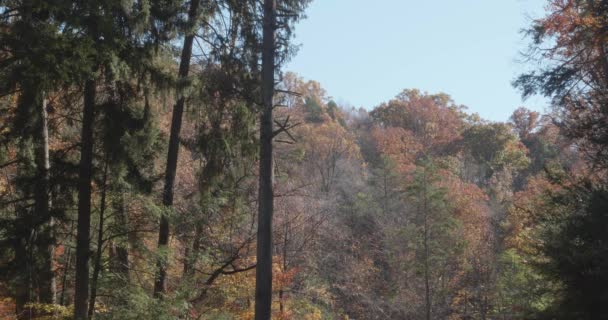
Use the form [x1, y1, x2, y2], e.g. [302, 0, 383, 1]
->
[0, 179, 6, 195]
[303, 308, 323, 320]
[300, 121, 360, 161]
[0, 297, 15, 320]
[305, 285, 333, 305]
[196, 258, 317, 319]
[20, 303, 72, 320]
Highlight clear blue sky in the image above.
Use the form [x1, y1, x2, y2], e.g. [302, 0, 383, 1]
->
[285, 0, 550, 122]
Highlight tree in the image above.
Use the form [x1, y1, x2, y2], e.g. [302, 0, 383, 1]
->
[540, 184, 608, 319]
[254, 0, 276, 317]
[510, 107, 540, 141]
[297, 121, 360, 192]
[370, 89, 465, 152]
[371, 126, 421, 174]
[0, 0, 91, 315]
[515, 3, 608, 317]
[404, 161, 463, 320]
[254, 0, 310, 317]
[68, 0, 169, 316]
[74, 77, 95, 320]
[515, 0, 608, 170]
[154, 0, 202, 297]
[462, 122, 530, 187]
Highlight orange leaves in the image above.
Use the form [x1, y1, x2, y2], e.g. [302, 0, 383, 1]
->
[507, 175, 562, 251]
[371, 126, 421, 173]
[371, 89, 464, 151]
[291, 120, 362, 191]
[274, 265, 299, 289]
[541, 0, 603, 36]
[510, 107, 540, 140]
[439, 171, 491, 247]
[537, 0, 608, 62]
[440, 172, 489, 216]
[300, 121, 360, 162]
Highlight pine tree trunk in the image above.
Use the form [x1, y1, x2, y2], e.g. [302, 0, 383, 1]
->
[254, 0, 276, 318]
[60, 220, 75, 307]
[153, 0, 200, 297]
[20, 0, 56, 307]
[184, 223, 203, 277]
[183, 180, 211, 277]
[113, 192, 130, 279]
[14, 241, 30, 320]
[59, 247, 71, 306]
[73, 78, 96, 320]
[37, 92, 56, 305]
[88, 162, 108, 319]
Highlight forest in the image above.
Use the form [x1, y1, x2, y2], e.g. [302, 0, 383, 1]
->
[1, 0, 608, 319]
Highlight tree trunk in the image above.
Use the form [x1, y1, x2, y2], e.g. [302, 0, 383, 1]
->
[184, 223, 203, 277]
[60, 220, 75, 307]
[254, 0, 276, 318]
[183, 180, 212, 277]
[73, 78, 96, 320]
[112, 192, 130, 279]
[19, 0, 56, 306]
[422, 169, 431, 320]
[14, 240, 31, 320]
[15, 4, 33, 318]
[279, 290, 284, 316]
[59, 247, 71, 306]
[279, 222, 289, 317]
[88, 162, 108, 319]
[153, 0, 200, 297]
[36, 92, 56, 305]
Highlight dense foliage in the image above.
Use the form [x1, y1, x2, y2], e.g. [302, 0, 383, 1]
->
[1, 0, 607, 319]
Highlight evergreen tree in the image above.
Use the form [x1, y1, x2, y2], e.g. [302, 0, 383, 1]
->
[153, 0, 204, 297]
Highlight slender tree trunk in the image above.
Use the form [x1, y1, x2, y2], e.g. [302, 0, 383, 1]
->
[60, 220, 75, 306]
[73, 78, 96, 320]
[15, 4, 34, 316]
[184, 223, 203, 277]
[37, 92, 56, 305]
[254, 0, 276, 318]
[278, 290, 284, 316]
[182, 246, 191, 276]
[59, 247, 71, 306]
[14, 241, 31, 320]
[113, 192, 130, 279]
[183, 219, 203, 278]
[16, 86, 55, 316]
[422, 169, 431, 320]
[153, 0, 200, 297]
[88, 162, 108, 319]
[279, 222, 288, 317]
[382, 165, 388, 215]
[480, 294, 488, 320]
[19, 0, 57, 307]
[183, 180, 211, 277]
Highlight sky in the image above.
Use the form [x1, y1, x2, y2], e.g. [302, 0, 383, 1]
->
[285, 0, 550, 122]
